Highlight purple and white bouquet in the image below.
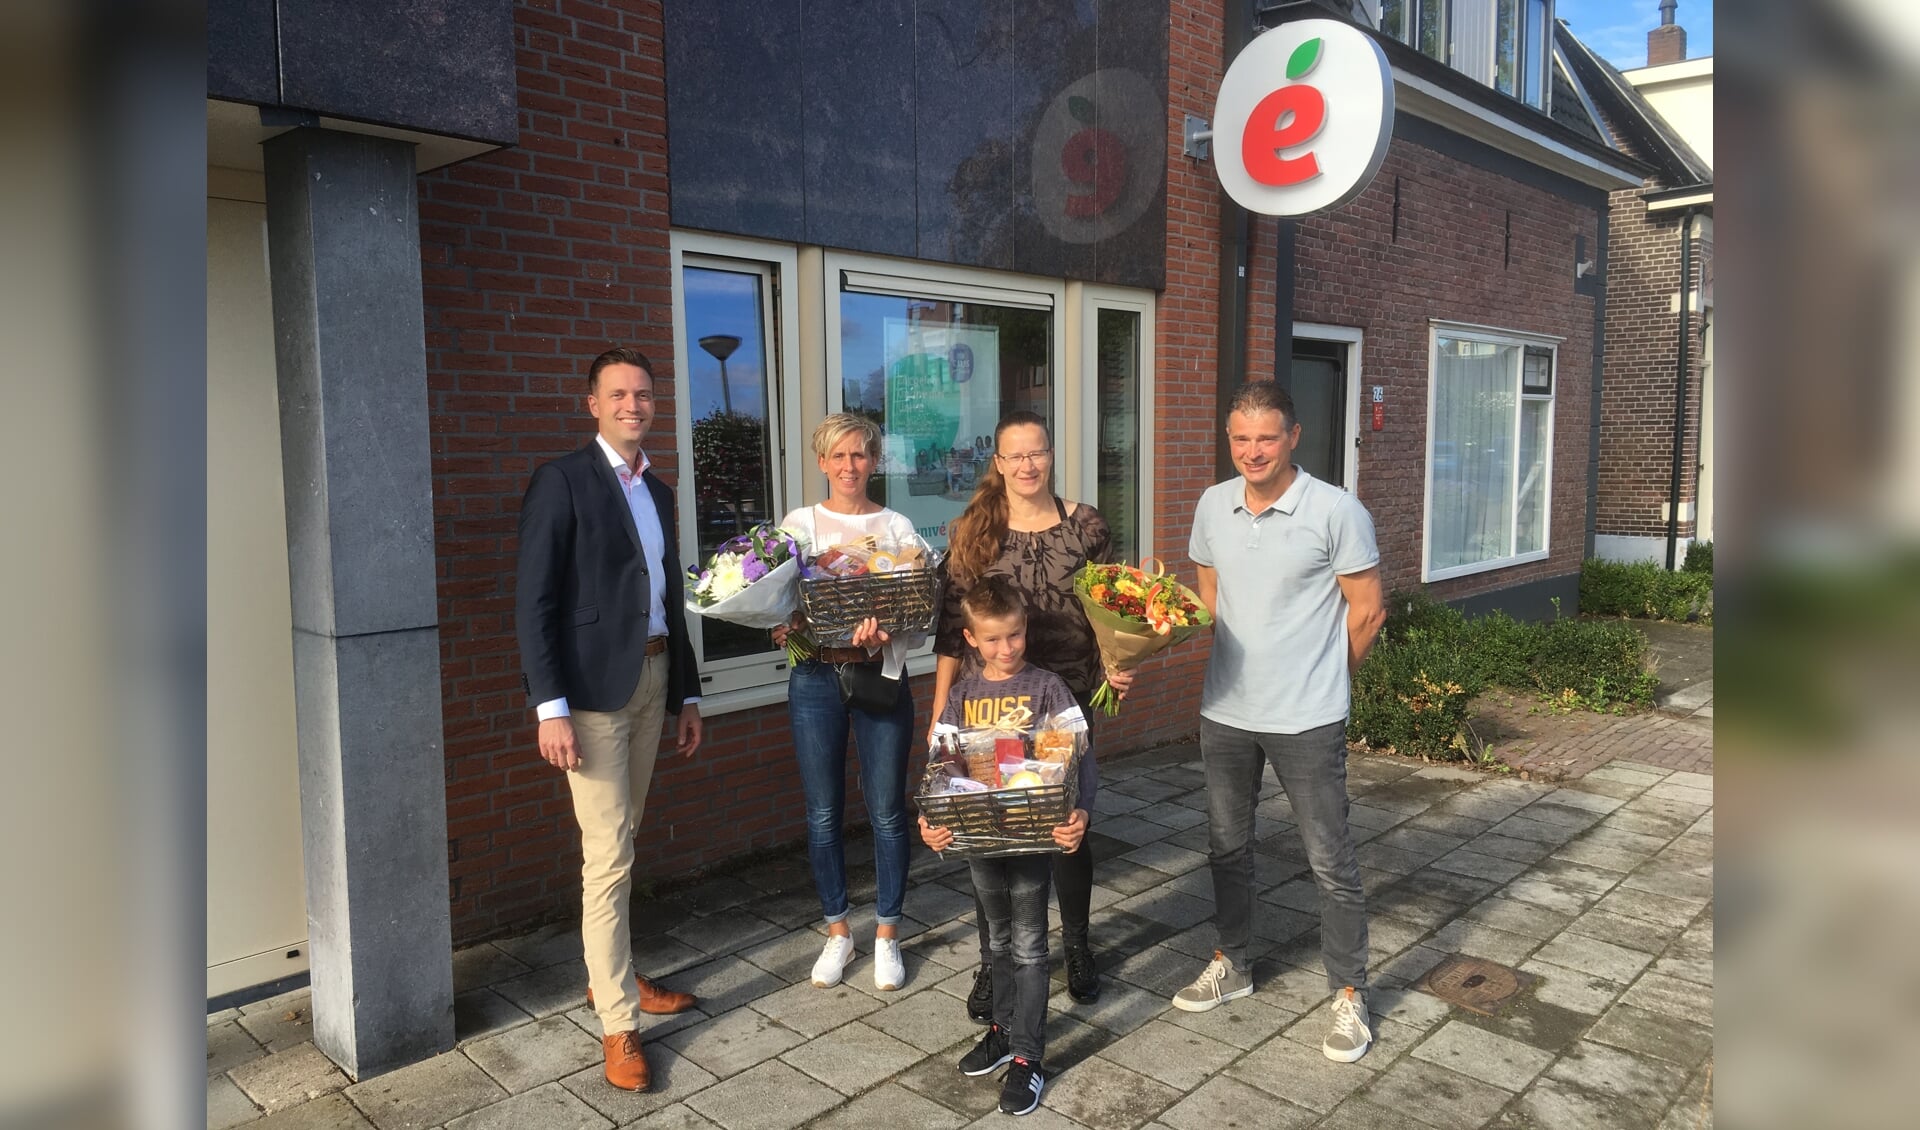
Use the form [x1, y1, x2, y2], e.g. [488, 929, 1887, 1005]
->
[685, 523, 804, 639]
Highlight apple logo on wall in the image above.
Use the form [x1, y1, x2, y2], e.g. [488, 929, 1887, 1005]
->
[1031, 68, 1165, 245]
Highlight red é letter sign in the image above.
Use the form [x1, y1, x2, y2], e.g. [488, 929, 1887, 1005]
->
[1214, 19, 1393, 217]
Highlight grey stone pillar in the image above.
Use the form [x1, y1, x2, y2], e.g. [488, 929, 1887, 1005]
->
[262, 128, 454, 1079]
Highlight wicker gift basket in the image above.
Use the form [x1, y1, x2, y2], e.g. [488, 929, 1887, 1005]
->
[914, 728, 1086, 859]
[798, 533, 942, 647]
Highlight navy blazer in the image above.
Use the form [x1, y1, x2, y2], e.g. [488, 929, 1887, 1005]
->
[515, 443, 700, 714]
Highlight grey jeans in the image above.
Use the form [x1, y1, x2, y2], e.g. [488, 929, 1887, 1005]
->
[1199, 717, 1369, 993]
[970, 853, 1053, 1062]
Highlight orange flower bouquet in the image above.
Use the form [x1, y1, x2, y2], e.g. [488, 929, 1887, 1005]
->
[1071, 559, 1213, 714]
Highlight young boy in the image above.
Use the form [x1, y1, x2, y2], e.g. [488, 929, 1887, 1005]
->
[918, 576, 1096, 1116]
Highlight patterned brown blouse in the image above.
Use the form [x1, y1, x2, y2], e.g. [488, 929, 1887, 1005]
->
[935, 500, 1113, 699]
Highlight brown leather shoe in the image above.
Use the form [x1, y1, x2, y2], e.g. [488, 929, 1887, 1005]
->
[586, 976, 699, 1015]
[602, 1030, 650, 1091]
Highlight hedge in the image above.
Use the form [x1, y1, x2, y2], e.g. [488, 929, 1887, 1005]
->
[1348, 591, 1658, 760]
[1580, 558, 1714, 622]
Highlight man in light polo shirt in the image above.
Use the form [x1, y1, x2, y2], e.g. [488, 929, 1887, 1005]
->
[1171, 381, 1386, 1064]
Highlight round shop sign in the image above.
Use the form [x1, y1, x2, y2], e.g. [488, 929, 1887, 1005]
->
[1213, 18, 1394, 217]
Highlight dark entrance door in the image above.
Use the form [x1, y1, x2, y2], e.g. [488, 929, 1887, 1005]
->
[1290, 338, 1348, 488]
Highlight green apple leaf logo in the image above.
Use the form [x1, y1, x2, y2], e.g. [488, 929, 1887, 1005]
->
[1286, 37, 1323, 81]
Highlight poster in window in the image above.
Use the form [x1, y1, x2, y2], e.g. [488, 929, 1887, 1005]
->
[878, 318, 1002, 550]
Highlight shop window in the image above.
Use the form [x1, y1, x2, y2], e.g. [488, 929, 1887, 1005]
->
[1423, 324, 1557, 580]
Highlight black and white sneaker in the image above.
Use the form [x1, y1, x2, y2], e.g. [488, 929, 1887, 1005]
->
[966, 962, 994, 1024]
[998, 1057, 1046, 1115]
[959, 1024, 1013, 1077]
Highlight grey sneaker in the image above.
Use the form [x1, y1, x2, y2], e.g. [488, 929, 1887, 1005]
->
[1171, 950, 1253, 1013]
[1322, 986, 1372, 1062]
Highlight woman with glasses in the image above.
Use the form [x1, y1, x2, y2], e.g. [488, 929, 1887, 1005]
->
[931, 410, 1135, 1018]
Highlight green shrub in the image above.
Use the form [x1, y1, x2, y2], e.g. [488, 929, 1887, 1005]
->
[1580, 559, 1713, 621]
[1527, 617, 1660, 709]
[1349, 623, 1478, 759]
[1682, 540, 1713, 575]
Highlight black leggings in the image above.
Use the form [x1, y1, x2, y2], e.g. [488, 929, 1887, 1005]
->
[975, 840, 1093, 958]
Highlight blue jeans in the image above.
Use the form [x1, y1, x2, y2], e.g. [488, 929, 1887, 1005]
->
[1200, 717, 1369, 993]
[787, 660, 915, 926]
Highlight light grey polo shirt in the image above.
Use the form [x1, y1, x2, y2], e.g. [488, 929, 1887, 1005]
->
[1189, 468, 1380, 734]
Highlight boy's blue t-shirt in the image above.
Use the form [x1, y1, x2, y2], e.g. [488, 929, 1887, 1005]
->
[939, 663, 1097, 812]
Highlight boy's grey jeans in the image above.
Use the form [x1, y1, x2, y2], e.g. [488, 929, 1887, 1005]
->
[1199, 717, 1369, 994]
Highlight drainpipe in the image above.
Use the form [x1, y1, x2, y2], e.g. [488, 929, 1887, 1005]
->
[1214, 0, 1256, 481]
[1664, 209, 1697, 570]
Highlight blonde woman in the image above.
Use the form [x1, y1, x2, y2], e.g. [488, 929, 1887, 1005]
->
[771, 414, 921, 992]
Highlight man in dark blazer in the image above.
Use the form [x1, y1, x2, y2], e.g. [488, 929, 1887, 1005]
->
[515, 346, 702, 1092]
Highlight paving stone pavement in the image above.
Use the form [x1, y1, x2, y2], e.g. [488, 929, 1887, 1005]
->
[208, 740, 1712, 1130]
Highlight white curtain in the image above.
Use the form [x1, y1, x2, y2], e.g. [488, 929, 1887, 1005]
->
[1430, 339, 1517, 571]
[1515, 398, 1549, 555]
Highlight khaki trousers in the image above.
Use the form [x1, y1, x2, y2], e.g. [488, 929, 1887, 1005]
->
[566, 654, 669, 1035]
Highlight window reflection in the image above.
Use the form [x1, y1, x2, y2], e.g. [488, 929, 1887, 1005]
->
[683, 264, 777, 661]
[1096, 308, 1141, 561]
[839, 292, 1051, 550]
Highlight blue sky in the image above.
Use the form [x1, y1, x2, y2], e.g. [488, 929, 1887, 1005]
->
[1556, 0, 1713, 69]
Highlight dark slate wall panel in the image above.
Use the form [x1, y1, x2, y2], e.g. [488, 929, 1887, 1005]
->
[208, 0, 279, 104]
[277, 0, 517, 144]
[1090, 0, 1168, 289]
[802, 0, 918, 256]
[666, 0, 807, 241]
[913, 0, 1017, 271]
[1010, 0, 1100, 282]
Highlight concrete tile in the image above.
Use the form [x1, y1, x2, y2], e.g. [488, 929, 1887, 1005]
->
[1410, 1019, 1554, 1091]
[1619, 973, 1714, 1028]
[1560, 776, 1649, 802]
[1650, 953, 1713, 987]
[1486, 815, 1581, 846]
[1500, 877, 1602, 916]
[817, 1082, 965, 1128]
[667, 955, 790, 1018]
[1367, 985, 1453, 1031]
[1346, 804, 1410, 831]
[1372, 945, 1449, 989]
[668, 910, 784, 958]
[890, 1046, 1003, 1120]
[451, 944, 533, 993]
[1280, 1010, 1419, 1069]
[1099, 1019, 1241, 1090]
[208, 1073, 263, 1128]
[1110, 776, 1190, 803]
[1366, 915, 1432, 964]
[237, 1001, 317, 1054]
[1361, 1056, 1514, 1126]
[343, 1050, 505, 1130]
[1358, 842, 1435, 875]
[628, 1103, 722, 1130]
[230, 1044, 350, 1115]
[735, 928, 835, 985]
[494, 922, 585, 969]
[492, 963, 589, 1019]
[1592, 887, 1706, 929]
[1162, 869, 1218, 900]
[1550, 840, 1657, 874]
[560, 1045, 717, 1125]
[1095, 788, 1150, 816]
[1041, 1054, 1183, 1129]
[464, 1014, 602, 1093]
[1110, 942, 1215, 1000]
[1450, 834, 1548, 867]
[683, 1060, 842, 1130]
[1543, 788, 1625, 814]
[778, 1020, 924, 1095]
[1567, 909, 1683, 954]
[633, 931, 715, 981]
[1093, 858, 1180, 897]
[748, 979, 883, 1036]
[1601, 809, 1695, 840]
[1051, 974, 1168, 1037]
[1365, 886, 1464, 930]
[1095, 815, 1179, 846]
[249, 1093, 371, 1129]
[1133, 801, 1210, 831]
[1373, 827, 1471, 858]
[1425, 920, 1541, 966]
[1157, 1074, 1317, 1130]
[208, 1019, 269, 1077]
[1113, 887, 1216, 931]
[1583, 764, 1668, 787]
[900, 882, 978, 926]
[1533, 932, 1655, 983]
[1121, 841, 1210, 876]
[1261, 878, 1322, 914]
[1643, 784, 1713, 808]
[1620, 863, 1713, 902]
[861, 983, 981, 1053]
[1405, 868, 1503, 907]
[444, 1081, 610, 1130]
[1519, 803, 1605, 832]
[908, 918, 988, 971]
[1162, 993, 1298, 1049]
[1430, 849, 1532, 884]
[1540, 1040, 1692, 1123]
[1587, 1003, 1715, 1069]
[659, 1007, 805, 1078]
[1252, 960, 1337, 1014]
[563, 1002, 708, 1044]
[1225, 1031, 1374, 1112]
[240, 987, 313, 1018]
[453, 989, 534, 1044]
[209, 1007, 244, 1026]
[1460, 896, 1575, 941]
[1516, 961, 1625, 1016]
[1400, 811, 1496, 840]
[1315, 1098, 1437, 1130]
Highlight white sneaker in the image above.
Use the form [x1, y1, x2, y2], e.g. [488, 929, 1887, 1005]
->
[873, 936, 905, 991]
[1322, 986, 1372, 1062]
[811, 934, 856, 988]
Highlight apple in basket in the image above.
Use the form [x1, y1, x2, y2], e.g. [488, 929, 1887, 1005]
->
[1003, 770, 1044, 789]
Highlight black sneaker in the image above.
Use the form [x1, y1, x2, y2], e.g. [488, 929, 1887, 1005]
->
[966, 962, 994, 1024]
[998, 1057, 1046, 1115]
[1065, 942, 1100, 1003]
[959, 1024, 1013, 1077]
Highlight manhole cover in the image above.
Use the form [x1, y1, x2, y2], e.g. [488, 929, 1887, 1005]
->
[1417, 954, 1532, 1016]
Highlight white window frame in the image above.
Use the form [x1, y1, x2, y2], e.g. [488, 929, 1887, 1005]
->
[1421, 319, 1560, 582]
[1075, 284, 1157, 562]
[1290, 322, 1365, 493]
[668, 231, 804, 709]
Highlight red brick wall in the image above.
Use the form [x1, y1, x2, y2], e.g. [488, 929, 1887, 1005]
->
[1596, 185, 1706, 542]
